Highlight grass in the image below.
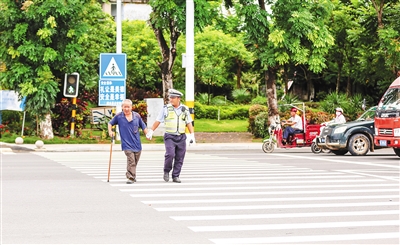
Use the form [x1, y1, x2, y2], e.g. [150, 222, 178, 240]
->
[0, 119, 250, 144]
[194, 118, 248, 132]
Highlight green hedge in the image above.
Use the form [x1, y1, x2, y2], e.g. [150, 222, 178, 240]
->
[194, 102, 250, 120]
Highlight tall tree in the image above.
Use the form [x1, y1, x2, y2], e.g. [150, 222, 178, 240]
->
[332, 0, 400, 98]
[148, 0, 217, 102]
[122, 20, 161, 91]
[232, 0, 334, 124]
[0, 0, 115, 138]
[194, 27, 254, 97]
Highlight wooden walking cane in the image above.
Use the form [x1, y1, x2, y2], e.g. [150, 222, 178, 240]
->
[107, 108, 116, 182]
[107, 135, 114, 182]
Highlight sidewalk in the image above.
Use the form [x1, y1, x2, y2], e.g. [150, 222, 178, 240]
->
[0, 141, 262, 152]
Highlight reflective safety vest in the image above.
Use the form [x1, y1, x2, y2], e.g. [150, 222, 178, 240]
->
[165, 104, 188, 134]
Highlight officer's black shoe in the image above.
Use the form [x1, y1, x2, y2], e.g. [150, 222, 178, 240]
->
[163, 172, 169, 182]
[173, 177, 181, 183]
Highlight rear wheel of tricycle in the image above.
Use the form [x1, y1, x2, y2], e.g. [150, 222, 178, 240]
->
[262, 141, 275, 153]
[311, 142, 322, 154]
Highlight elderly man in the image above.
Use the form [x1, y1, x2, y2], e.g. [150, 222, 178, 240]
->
[146, 89, 195, 183]
[108, 99, 149, 183]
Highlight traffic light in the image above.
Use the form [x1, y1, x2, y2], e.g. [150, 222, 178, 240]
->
[63, 73, 79, 97]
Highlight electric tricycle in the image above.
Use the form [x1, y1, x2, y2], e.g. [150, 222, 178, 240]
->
[262, 103, 324, 153]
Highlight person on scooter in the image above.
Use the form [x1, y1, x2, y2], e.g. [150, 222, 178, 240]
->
[321, 107, 346, 127]
[282, 107, 303, 144]
[314, 107, 346, 147]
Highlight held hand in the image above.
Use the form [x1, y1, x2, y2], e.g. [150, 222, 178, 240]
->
[146, 129, 154, 140]
[188, 133, 196, 146]
[111, 135, 115, 144]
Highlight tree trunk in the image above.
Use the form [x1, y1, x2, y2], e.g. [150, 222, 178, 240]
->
[346, 76, 351, 96]
[306, 70, 314, 101]
[236, 58, 242, 89]
[40, 113, 54, 139]
[283, 64, 288, 95]
[371, 0, 385, 28]
[265, 67, 279, 123]
[336, 61, 342, 93]
[150, 23, 180, 103]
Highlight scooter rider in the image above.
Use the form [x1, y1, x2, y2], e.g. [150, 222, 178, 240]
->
[321, 107, 346, 126]
[282, 107, 303, 144]
[146, 89, 195, 183]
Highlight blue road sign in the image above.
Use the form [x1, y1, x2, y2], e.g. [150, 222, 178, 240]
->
[98, 80, 126, 106]
[99, 53, 126, 80]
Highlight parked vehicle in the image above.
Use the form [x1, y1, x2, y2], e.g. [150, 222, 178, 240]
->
[374, 77, 400, 157]
[262, 103, 324, 153]
[315, 106, 377, 156]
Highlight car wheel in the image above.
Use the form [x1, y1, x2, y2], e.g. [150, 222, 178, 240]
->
[393, 148, 400, 157]
[331, 149, 348, 155]
[348, 133, 370, 156]
[262, 141, 274, 153]
[311, 142, 322, 154]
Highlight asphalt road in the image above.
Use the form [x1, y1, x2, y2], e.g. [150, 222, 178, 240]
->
[1, 147, 399, 244]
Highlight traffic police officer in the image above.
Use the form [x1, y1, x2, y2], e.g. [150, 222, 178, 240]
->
[146, 89, 195, 183]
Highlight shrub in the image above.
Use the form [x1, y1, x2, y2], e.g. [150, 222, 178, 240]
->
[132, 101, 148, 123]
[51, 98, 90, 137]
[320, 92, 364, 121]
[248, 104, 268, 135]
[194, 102, 250, 120]
[320, 92, 349, 114]
[232, 88, 251, 104]
[251, 95, 267, 105]
[253, 112, 269, 138]
[1, 110, 36, 136]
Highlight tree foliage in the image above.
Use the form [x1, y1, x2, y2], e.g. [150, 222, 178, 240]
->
[122, 20, 161, 91]
[0, 0, 115, 116]
[149, 0, 217, 101]
[0, 0, 115, 138]
[194, 27, 254, 93]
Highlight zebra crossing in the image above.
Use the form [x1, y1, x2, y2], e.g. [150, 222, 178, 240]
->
[35, 151, 400, 244]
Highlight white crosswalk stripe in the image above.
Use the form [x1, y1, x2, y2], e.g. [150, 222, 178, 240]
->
[35, 151, 400, 244]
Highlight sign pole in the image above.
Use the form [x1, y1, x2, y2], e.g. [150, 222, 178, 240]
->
[116, 0, 122, 53]
[70, 97, 77, 137]
[185, 0, 195, 130]
[21, 111, 26, 136]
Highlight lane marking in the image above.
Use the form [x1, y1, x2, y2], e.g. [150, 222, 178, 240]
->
[171, 209, 400, 221]
[210, 232, 400, 244]
[155, 201, 400, 212]
[120, 183, 396, 192]
[270, 153, 400, 169]
[129, 188, 399, 197]
[144, 194, 399, 205]
[190, 220, 399, 232]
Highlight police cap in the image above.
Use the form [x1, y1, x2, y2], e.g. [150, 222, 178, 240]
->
[168, 89, 183, 98]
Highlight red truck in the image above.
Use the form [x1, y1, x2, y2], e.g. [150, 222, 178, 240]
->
[374, 76, 400, 157]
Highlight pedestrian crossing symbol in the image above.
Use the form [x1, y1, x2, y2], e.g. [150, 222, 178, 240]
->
[103, 57, 123, 77]
[99, 53, 126, 80]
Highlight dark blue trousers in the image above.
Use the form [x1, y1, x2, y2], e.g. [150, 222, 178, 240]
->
[163, 133, 187, 178]
[283, 126, 302, 140]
